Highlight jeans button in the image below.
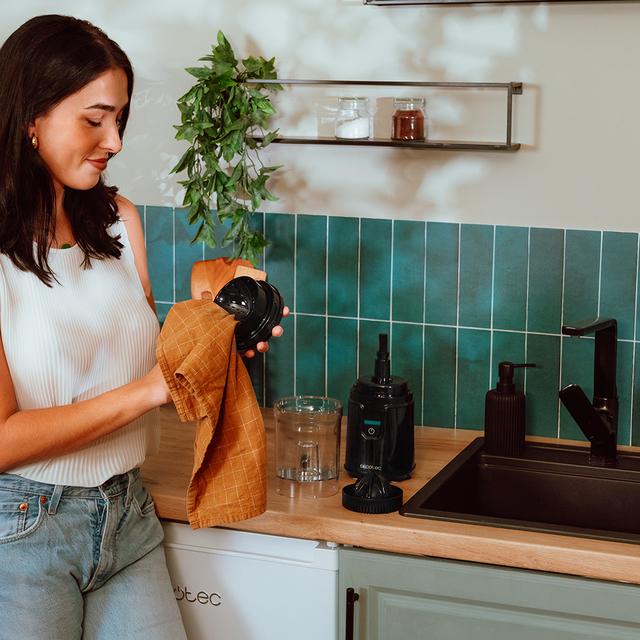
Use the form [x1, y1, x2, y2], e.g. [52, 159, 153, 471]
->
[18, 502, 27, 511]
[40, 496, 47, 504]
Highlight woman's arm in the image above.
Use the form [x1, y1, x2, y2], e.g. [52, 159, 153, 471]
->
[0, 334, 170, 472]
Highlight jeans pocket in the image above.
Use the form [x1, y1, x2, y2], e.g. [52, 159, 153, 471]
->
[132, 482, 156, 517]
[0, 491, 45, 544]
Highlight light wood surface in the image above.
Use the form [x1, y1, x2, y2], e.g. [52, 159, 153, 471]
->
[141, 406, 640, 585]
[190, 258, 267, 301]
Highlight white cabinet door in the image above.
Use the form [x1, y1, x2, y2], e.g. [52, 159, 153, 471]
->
[163, 522, 338, 640]
[340, 547, 640, 640]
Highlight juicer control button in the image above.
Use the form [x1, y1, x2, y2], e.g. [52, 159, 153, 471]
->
[362, 419, 382, 439]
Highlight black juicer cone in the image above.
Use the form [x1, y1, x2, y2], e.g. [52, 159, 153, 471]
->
[342, 470, 403, 514]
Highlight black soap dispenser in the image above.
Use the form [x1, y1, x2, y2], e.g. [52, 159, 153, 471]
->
[484, 361, 535, 457]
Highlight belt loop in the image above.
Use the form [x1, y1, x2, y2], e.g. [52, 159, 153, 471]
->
[48, 485, 63, 515]
[125, 471, 135, 508]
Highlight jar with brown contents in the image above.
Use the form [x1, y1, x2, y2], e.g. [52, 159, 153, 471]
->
[391, 97, 426, 141]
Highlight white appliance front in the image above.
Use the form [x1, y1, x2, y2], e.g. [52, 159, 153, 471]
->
[162, 522, 339, 640]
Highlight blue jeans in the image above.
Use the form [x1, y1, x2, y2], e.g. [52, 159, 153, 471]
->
[0, 469, 187, 639]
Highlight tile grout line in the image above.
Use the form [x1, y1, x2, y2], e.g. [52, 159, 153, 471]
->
[454, 224, 461, 429]
[524, 227, 531, 395]
[597, 230, 603, 316]
[262, 212, 266, 407]
[325, 216, 329, 398]
[172, 208, 176, 303]
[422, 222, 428, 428]
[293, 214, 298, 396]
[629, 233, 640, 445]
[356, 218, 361, 379]
[557, 229, 567, 438]
[175, 307, 632, 342]
[489, 225, 496, 388]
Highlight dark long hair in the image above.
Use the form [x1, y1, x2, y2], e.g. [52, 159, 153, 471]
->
[0, 15, 134, 285]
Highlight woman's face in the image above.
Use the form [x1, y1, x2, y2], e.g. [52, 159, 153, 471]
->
[29, 68, 129, 197]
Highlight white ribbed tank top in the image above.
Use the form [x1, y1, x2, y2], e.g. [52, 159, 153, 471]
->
[0, 218, 160, 486]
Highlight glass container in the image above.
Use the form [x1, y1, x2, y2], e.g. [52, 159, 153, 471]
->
[391, 97, 426, 141]
[334, 97, 371, 140]
[274, 396, 342, 498]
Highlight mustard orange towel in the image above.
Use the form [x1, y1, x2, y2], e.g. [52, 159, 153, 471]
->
[156, 299, 266, 528]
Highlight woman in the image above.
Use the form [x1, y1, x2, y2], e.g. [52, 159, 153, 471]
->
[0, 15, 284, 638]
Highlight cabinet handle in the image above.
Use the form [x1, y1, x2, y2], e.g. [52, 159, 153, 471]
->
[345, 587, 360, 640]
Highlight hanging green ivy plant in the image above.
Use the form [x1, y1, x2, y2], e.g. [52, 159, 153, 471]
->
[171, 31, 282, 266]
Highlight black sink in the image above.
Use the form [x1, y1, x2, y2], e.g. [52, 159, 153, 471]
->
[401, 438, 640, 544]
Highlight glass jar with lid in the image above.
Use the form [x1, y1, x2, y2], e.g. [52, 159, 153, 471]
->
[335, 97, 371, 140]
[391, 97, 426, 141]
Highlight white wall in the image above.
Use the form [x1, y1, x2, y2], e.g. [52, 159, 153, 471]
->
[3, 0, 639, 231]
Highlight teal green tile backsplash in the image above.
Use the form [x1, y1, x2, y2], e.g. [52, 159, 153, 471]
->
[457, 328, 491, 429]
[265, 324, 294, 406]
[264, 213, 294, 304]
[174, 208, 203, 301]
[296, 314, 326, 395]
[493, 226, 528, 331]
[360, 219, 392, 321]
[424, 222, 459, 326]
[391, 322, 424, 422]
[327, 317, 357, 405]
[459, 224, 493, 328]
[527, 228, 564, 334]
[423, 325, 457, 428]
[140, 206, 640, 445]
[145, 206, 173, 304]
[525, 334, 561, 438]
[392, 220, 425, 324]
[563, 230, 600, 325]
[601, 232, 637, 341]
[328, 217, 359, 318]
[296, 215, 326, 315]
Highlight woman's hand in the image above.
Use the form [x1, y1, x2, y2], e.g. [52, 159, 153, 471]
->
[244, 306, 290, 359]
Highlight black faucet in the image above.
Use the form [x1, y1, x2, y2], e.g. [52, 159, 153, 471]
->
[559, 318, 618, 464]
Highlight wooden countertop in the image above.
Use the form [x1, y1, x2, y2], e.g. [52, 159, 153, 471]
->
[141, 406, 640, 585]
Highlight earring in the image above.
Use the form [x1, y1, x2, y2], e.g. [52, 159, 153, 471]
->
[31, 134, 38, 150]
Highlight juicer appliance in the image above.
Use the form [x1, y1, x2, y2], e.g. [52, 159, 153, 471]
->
[344, 334, 415, 481]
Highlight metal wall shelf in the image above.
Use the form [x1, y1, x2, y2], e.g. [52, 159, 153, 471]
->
[252, 135, 519, 152]
[245, 79, 523, 152]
